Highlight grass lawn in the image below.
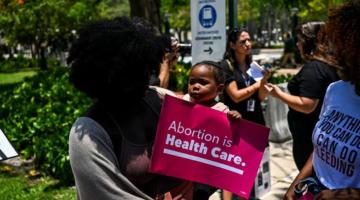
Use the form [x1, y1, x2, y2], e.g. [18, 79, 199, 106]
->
[0, 70, 37, 85]
[0, 171, 75, 200]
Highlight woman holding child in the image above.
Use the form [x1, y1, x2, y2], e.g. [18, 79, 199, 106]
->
[68, 17, 192, 200]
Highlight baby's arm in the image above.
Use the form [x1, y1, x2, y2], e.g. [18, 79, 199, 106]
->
[150, 86, 181, 98]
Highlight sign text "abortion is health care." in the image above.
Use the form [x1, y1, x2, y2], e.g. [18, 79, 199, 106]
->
[150, 96, 269, 198]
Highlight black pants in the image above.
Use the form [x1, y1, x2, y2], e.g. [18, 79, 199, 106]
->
[288, 115, 315, 170]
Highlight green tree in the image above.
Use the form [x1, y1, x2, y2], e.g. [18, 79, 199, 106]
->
[0, 1, 93, 69]
[161, 0, 190, 41]
[129, 0, 162, 33]
[0, 0, 129, 70]
[97, 0, 130, 19]
[234, 0, 345, 46]
[297, 0, 345, 21]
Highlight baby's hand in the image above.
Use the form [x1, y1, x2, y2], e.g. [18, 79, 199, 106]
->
[227, 110, 241, 120]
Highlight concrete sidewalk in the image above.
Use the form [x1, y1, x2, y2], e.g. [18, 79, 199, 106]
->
[261, 140, 298, 200]
[210, 140, 299, 200]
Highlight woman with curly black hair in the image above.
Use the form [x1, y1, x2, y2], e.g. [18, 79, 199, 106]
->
[267, 22, 339, 170]
[68, 17, 192, 200]
[284, 1, 360, 199]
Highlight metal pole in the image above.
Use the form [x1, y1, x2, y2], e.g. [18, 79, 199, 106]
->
[229, 0, 238, 30]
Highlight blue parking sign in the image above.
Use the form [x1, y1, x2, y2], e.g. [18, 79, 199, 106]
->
[191, 0, 225, 64]
[199, 5, 217, 28]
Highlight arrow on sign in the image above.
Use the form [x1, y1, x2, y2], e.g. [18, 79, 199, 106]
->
[203, 46, 213, 54]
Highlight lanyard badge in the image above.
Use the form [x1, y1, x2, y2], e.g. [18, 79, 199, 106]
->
[247, 99, 255, 112]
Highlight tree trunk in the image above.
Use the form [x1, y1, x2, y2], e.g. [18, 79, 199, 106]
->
[129, 0, 162, 34]
[39, 47, 47, 70]
[34, 42, 47, 70]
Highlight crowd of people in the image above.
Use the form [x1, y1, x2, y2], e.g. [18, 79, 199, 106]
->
[68, 1, 360, 199]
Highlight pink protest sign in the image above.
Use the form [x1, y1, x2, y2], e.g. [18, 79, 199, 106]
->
[150, 95, 270, 199]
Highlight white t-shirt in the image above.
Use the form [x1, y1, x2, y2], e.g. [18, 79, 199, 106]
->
[312, 80, 360, 189]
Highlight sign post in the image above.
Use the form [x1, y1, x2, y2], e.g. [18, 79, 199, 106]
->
[191, 0, 226, 64]
[229, 0, 238, 30]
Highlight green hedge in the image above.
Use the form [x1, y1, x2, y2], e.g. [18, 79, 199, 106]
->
[268, 73, 294, 84]
[0, 56, 38, 72]
[0, 67, 91, 184]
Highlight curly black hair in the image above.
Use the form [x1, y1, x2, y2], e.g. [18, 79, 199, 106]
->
[296, 21, 324, 60]
[326, 1, 360, 95]
[67, 17, 165, 101]
[312, 26, 340, 69]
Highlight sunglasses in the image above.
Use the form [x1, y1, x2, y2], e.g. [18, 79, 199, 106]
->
[300, 21, 325, 39]
[229, 29, 251, 45]
[239, 39, 251, 45]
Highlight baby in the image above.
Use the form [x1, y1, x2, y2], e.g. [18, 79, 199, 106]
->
[184, 60, 241, 120]
[150, 60, 241, 198]
[184, 60, 241, 199]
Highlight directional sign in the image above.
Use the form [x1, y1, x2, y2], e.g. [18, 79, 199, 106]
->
[0, 129, 18, 161]
[191, 0, 226, 64]
[203, 46, 213, 54]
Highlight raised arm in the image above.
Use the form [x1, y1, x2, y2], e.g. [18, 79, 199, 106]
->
[225, 80, 261, 103]
[226, 69, 270, 103]
[284, 153, 314, 200]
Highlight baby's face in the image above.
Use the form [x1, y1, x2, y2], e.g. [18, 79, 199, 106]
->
[187, 65, 219, 105]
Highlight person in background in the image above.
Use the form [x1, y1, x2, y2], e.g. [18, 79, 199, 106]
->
[266, 22, 339, 171]
[284, 1, 360, 199]
[280, 32, 297, 68]
[149, 36, 179, 88]
[68, 17, 192, 200]
[220, 29, 270, 200]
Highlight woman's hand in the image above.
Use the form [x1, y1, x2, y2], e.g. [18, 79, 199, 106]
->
[261, 68, 271, 83]
[284, 154, 314, 200]
[283, 183, 297, 200]
[166, 37, 180, 64]
[266, 83, 282, 98]
[227, 110, 242, 120]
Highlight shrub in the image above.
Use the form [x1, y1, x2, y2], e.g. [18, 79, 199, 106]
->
[268, 73, 294, 84]
[0, 66, 91, 184]
[0, 55, 38, 72]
